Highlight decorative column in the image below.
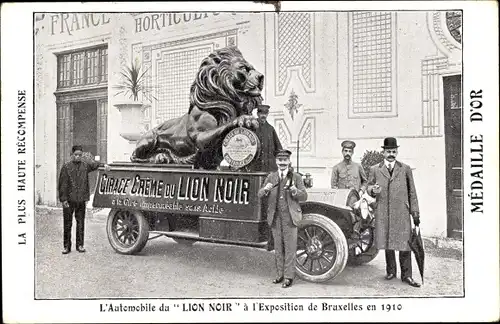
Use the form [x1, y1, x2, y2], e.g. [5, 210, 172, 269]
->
[96, 98, 108, 163]
[56, 101, 73, 202]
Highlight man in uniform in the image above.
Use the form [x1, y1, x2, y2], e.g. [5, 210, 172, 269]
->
[254, 104, 283, 173]
[367, 137, 421, 288]
[258, 149, 308, 288]
[58, 145, 110, 254]
[331, 140, 367, 193]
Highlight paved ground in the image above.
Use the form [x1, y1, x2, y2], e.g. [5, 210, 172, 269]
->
[35, 207, 463, 299]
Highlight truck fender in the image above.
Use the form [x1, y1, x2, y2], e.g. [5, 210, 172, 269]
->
[299, 201, 354, 235]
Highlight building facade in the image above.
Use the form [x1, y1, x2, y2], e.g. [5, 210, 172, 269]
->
[35, 11, 463, 238]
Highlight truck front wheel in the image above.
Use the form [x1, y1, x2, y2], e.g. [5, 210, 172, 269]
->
[107, 209, 149, 254]
[295, 213, 349, 283]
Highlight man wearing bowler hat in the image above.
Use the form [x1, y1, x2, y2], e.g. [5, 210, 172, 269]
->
[367, 137, 421, 287]
[258, 149, 308, 288]
[254, 104, 283, 173]
[331, 140, 367, 193]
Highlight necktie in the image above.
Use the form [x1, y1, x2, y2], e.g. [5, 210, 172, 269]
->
[388, 164, 393, 175]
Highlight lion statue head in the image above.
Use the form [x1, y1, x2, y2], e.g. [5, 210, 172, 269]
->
[189, 47, 264, 125]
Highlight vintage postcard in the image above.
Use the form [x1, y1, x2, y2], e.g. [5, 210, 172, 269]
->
[1, 1, 499, 323]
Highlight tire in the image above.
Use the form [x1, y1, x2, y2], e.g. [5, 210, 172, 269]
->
[347, 224, 379, 266]
[295, 213, 349, 283]
[106, 209, 150, 254]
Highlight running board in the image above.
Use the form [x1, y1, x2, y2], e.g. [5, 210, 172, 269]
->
[150, 231, 269, 249]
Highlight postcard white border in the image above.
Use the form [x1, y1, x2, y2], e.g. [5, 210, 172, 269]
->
[1, 1, 499, 323]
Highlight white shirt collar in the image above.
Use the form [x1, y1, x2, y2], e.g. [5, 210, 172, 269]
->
[384, 160, 395, 169]
[279, 169, 289, 179]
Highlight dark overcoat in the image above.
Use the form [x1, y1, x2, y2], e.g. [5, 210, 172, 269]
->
[258, 171, 308, 227]
[58, 160, 101, 203]
[367, 161, 420, 251]
[254, 122, 282, 172]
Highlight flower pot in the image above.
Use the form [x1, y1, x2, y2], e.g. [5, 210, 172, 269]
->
[114, 101, 145, 142]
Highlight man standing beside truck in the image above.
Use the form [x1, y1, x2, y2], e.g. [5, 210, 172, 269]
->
[58, 145, 110, 254]
[331, 140, 367, 194]
[253, 104, 283, 173]
[258, 149, 308, 288]
[367, 137, 421, 288]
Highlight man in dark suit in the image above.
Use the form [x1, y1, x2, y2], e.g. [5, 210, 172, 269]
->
[367, 137, 421, 287]
[58, 145, 110, 254]
[258, 149, 308, 288]
[254, 104, 283, 172]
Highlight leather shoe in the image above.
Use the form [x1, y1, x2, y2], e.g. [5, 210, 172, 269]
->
[272, 277, 284, 284]
[62, 248, 70, 254]
[402, 277, 421, 288]
[385, 273, 396, 280]
[76, 246, 86, 253]
[282, 278, 293, 288]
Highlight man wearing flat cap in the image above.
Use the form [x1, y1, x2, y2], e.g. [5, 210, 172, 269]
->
[367, 137, 421, 288]
[258, 149, 308, 288]
[331, 140, 367, 194]
[254, 104, 283, 173]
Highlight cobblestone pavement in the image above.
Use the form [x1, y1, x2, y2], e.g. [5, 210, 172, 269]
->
[35, 207, 463, 299]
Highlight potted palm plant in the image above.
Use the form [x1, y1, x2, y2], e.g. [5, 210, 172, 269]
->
[361, 149, 385, 177]
[113, 58, 157, 142]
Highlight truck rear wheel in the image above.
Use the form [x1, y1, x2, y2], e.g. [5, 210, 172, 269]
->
[107, 209, 149, 254]
[347, 225, 379, 265]
[295, 213, 348, 283]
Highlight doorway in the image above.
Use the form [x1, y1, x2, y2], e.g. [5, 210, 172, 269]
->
[443, 74, 463, 239]
[73, 101, 98, 156]
[73, 100, 98, 194]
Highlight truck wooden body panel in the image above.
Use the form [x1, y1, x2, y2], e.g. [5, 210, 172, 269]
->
[93, 163, 378, 282]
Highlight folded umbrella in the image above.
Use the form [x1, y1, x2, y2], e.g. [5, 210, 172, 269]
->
[408, 225, 425, 285]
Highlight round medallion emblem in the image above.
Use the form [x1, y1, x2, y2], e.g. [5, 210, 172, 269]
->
[222, 127, 261, 169]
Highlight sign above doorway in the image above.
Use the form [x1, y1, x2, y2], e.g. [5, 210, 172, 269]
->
[134, 12, 236, 33]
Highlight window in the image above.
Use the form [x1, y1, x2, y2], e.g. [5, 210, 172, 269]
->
[349, 12, 397, 117]
[155, 46, 212, 121]
[57, 46, 108, 89]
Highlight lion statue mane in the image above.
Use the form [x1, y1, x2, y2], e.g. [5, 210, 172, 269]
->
[130, 47, 264, 169]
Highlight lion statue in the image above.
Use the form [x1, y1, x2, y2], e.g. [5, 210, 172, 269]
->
[130, 47, 264, 169]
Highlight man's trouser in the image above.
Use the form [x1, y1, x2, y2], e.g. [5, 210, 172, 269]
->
[385, 249, 412, 279]
[271, 210, 297, 279]
[63, 201, 86, 249]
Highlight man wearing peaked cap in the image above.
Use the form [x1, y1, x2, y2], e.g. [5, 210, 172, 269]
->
[331, 140, 367, 193]
[253, 104, 283, 173]
[258, 148, 308, 288]
[275, 149, 292, 158]
[342, 140, 356, 149]
[367, 137, 421, 288]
